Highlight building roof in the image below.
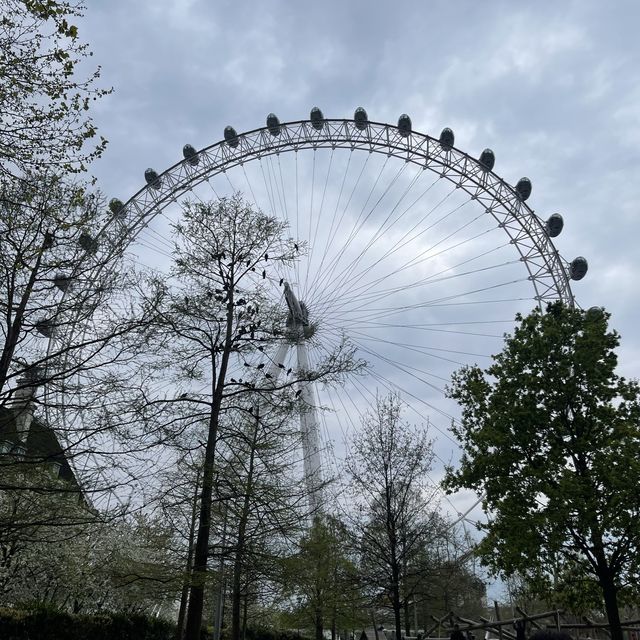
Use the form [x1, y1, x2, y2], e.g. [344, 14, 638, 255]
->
[0, 405, 79, 486]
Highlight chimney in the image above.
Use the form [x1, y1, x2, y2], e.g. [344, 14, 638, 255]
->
[11, 376, 37, 444]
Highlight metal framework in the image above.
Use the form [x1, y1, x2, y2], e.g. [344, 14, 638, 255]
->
[94, 117, 577, 307]
[49, 111, 584, 514]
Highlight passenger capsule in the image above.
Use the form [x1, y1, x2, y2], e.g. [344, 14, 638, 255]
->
[145, 168, 161, 190]
[266, 113, 281, 136]
[515, 177, 532, 201]
[78, 232, 98, 254]
[354, 107, 368, 130]
[479, 148, 495, 171]
[397, 114, 412, 137]
[224, 126, 239, 148]
[570, 256, 588, 281]
[35, 319, 55, 338]
[54, 274, 72, 292]
[545, 213, 564, 238]
[586, 306, 604, 320]
[310, 107, 324, 130]
[183, 144, 199, 166]
[109, 198, 125, 217]
[439, 127, 455, 150]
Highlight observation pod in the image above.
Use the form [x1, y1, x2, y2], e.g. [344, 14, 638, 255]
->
[78, 232, 98, 254]
[145, 168, 162, 190]
[439, 127, 455, 150]
[54, 274, 72, 292]
[266, 113, 281, 136]
[354, 107, 368, 130]
[35, 319, 55, 338]
[224, 126, 239, 148]
[310, 107, 324, 130]
[183, 144, 199, 166]
[545, 213, 564, 238]
[586, 306, 605, 320]
[515, 177, 532, 201]
[397, 114, 412, 137]
[109, 198, 126, 220]
[570, 256, 588, 281]
[479, 148, 495, 171]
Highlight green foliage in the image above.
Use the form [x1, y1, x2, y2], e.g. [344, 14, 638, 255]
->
[280, 517, 364, 635]
[444, 303, 640, 619]
[0, 606, 175, 640]
[0, 0, 110, 178]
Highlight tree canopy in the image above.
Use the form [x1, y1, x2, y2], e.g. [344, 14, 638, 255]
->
[1, 0, 110, 179]
[445, 303, 640, 640]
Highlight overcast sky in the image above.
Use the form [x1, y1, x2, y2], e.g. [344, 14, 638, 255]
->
[76, 0, 640, 550]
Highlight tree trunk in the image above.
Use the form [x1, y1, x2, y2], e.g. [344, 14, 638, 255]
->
[404, 597, 410, 637]
[315, 606, 324, 640]
[184, 289, 235, 640]
[599, 566, 623, 640]
[176, 470, 200, 640]
[242, 590, 248, 640]
[0, 234, 47, 393]
[391, 561, 402, 640]
[183, 416, 218, 640]
[231, 413, 258, 640]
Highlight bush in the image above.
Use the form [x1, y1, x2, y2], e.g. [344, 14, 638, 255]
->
[0, 607, 175, 640]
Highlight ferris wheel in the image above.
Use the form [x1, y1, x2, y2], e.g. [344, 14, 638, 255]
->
[42, 107, 587, 519]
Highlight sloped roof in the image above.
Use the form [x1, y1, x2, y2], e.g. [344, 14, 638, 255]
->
[0, 405, 78, 485]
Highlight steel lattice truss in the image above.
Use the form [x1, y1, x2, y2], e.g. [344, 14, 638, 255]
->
[95, 117, 575, 307]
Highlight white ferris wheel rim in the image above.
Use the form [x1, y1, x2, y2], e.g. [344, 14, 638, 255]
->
[46, 109, 585, 521]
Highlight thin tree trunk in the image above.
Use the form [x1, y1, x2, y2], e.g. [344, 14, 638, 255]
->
[0, 233, 48, 393]
[599, 566, 623, 640]
[404, 597, 410, 637]
[184, 286, 235, 640]
[176, 470, 201, 640]
[315, 606, 324, 640]
[231, 412, 259, 640]
[242, 590, 248, 640]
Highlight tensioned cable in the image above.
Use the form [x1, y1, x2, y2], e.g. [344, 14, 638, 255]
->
[338, 277, 529, 326]
[304, 149, 317, 294]
[326, 232, 507, 311]
[312, 194, 481, 316]
[350, 340, 446, 394]
[320, 211, 498, 315]
[305, 154, 397, 301]
[319, 165, 427, 303]
[312, 149, 354, 285]
[305, 147, 335, 295]
[324, 260, 520, 329]
[306, 174, 456, 306]
[312, 150, 372, 291]
[364, 366, 460, 445]
[316, 250, 516, 323]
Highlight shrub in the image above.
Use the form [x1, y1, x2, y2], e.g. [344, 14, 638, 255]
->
[0, 607, 175, 640]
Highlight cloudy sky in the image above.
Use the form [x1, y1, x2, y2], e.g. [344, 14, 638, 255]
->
[75, 0, 640, 537]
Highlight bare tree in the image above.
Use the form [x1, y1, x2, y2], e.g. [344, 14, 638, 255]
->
[346, 393, 443, 640]
[128, 194, 361, 640]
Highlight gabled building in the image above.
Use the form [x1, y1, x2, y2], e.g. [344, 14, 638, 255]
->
[0, 378, 80, 489]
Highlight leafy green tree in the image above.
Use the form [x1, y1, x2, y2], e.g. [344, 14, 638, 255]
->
[219, 407, 307, 640]
[444, 303, 640, 640]
[281, 518, 364, 640]
[1, 0, 110, 179]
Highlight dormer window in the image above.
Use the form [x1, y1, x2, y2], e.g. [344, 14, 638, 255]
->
[48, 461, 62, 477]
[12, 444, 26, 457]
